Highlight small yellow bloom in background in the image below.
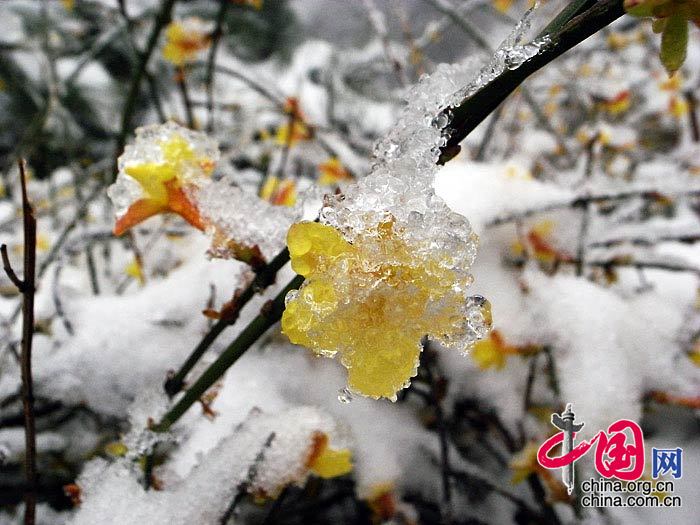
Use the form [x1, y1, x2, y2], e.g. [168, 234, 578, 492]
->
[231, 0, 263, 9]
[668, 95, 689, 117]
[689, 343, 700, 366]
[659, 70, 684, 90]
[471, 330, 512, 370]
[259, 176, 297, 206]
[366, 483, 398, 521]
[510, 442, 540, 484]
[600, 90, 632, 116]
[471, 329, 538, 370]
[104, 441, 128, 457]
[511, 220, 570, 265]
[493, 0, 515, 13]
[282, 220, 491, 400]
[162, 18, 212, 67]
[306, 431, 353, 479]
[61, 0, 75, 11]
[125, 258, 145, 284]
[607, 32, 631, 50]
[318, 157, 352, 186]
[108, 121, 219, 236]
[275, 98, 312, 146]
[36, 233, 51, 252]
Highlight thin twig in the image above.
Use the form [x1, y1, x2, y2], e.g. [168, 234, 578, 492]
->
[176, 66, 196, 129]
[685, 90, 700, 143]
[362, 0, 408, 87]
[440, 0, 625, 163]
[206, 0, 230, 132]
[114, 0, 178, 179]
[575, 135, 598, 276]
[219, 433, 276, 524]
[486, 187, 700, 227]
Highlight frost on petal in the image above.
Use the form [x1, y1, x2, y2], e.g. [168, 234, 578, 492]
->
[107, 121, 219, 235]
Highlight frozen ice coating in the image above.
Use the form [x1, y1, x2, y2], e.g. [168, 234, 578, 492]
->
[283, 32, 542, 398]
[109, 121, 219, 217]
[69, 407, 347, 525]
[197, 176, 300, 261]
[453, 3, 551, 103]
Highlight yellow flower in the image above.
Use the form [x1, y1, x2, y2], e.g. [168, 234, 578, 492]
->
[510, 442, 540, 484]
[366, 483, 397, 521]
[472, 331, 511, 370]
[689, 346, 700, 366]
[281, 220, 490, 400]
[669, 95, 689, 117]
[306, 432, 353, 479]
[104, 441, 128, 457]
[600, 90, 632, 115]
[493, 0, 515, 13]
[125, 258, 144, 284]
[318, 158, 352, 185]
[259, 176, 297, 206]
[109, 122, 218, 236]
[275, 98, 312, 146]
[231, 0, 263, 9]
[493, 0, 536, 12]
[162, 18, 211, 67]
[36, 234, 50, 252]
[62, 0, 75, 10]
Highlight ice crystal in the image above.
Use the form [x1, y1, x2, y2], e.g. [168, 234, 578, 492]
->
[197, 176, 300, 261]
[453, 3, 551, 103]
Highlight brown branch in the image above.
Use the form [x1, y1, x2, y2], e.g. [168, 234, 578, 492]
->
[1, 160, 38, 525]
[1, 245, 24, 291]
[685, 90, 700, 143]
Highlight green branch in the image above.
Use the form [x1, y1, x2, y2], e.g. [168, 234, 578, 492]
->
[154, 275, 303, 432]
[439, 0, 625, 163]
[163, 248, 291, 398]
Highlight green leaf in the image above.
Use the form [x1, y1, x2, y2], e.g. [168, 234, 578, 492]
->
[624, 0, 661, 17]
[660, 13, 688, 74]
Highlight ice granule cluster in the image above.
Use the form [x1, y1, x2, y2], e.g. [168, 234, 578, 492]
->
[453, 3, 551, 103]
[197, 176, 300, 261]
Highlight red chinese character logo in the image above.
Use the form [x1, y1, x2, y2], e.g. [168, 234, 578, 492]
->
[537, 406, 645, 493]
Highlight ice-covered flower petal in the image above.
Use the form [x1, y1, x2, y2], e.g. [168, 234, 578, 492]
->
[282, 221, 492, 400]
[108, 122, 219, 236]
